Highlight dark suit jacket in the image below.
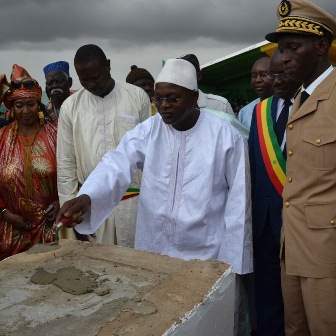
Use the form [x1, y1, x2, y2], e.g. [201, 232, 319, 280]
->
[248, 95, 284, 241]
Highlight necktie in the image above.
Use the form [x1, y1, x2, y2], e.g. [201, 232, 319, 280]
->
[300, 91, 310, 107]
[275, 99, 292, 145]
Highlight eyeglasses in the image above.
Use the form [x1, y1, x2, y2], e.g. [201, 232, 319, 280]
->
[11, 79, 39, 90]
[251, 71, 268, 79]
[266, 72, 290, 81]
[153, 96, 182, 104]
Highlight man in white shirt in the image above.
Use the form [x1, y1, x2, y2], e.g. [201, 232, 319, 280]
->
[179, 54, 236, 117]
[57, 58, 253, 276]
[57, 44, 151, 246]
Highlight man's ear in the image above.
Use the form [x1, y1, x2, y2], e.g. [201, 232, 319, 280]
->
[192, 90, 199, 107]
[68, 77, 73, 88]
[316, 37, 329, 56]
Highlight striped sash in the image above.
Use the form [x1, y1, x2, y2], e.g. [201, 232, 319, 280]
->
[256, 96, 286, 197]
[121, 188, 140, 201]
[78, 183, 139, 201]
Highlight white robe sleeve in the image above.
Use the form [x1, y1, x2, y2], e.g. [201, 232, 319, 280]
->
[75, 122, 149, 235]
[57, 103, 79, 206]
[218, 133, 253, 274]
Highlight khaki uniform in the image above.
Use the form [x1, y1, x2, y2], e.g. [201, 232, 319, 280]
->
[281, 69, 336, 335]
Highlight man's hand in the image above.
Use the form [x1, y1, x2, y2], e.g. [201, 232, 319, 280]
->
[56, 195, 91, 228]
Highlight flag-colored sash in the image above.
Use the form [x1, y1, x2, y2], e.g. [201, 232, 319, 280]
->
[79, 183, 139, 201]
[121, 188, 140, 201]
[256, 97, 286, 197]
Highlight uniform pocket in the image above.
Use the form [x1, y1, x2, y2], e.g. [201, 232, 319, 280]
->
[305, 202, 336, 263]
[302, 127, 336, 170]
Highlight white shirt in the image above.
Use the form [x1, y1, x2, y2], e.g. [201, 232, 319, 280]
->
[76, 111, 253, 274]
[198, 89, 235, 116]
[57, 81, 151, 245]
[57, 81, 151, 204]
[276, 97, 294, 151]
[204, 108, 249, 140]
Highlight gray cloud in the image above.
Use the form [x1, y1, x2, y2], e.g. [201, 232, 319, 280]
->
[5, 0, 335, 47]
[1, 0, 335, 89]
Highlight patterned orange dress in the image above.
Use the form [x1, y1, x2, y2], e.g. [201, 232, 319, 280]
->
[0, 120, 58, 260]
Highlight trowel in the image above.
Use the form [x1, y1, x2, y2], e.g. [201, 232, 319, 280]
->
[49, 222, 63, 245]
[50, 214, 81, 245]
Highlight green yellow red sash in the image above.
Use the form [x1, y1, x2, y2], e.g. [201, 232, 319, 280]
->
[121, 188, 140, 201]
[79, 183, 139, 201]
[256, 96, 286, 197]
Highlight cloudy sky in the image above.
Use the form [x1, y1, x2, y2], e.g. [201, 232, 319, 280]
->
[1, 0, 335, 90]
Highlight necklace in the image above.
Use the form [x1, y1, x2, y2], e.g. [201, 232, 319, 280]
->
[18, 124, 41, 198]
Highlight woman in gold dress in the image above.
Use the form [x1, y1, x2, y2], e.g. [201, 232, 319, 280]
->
[0, 64, 58, 260]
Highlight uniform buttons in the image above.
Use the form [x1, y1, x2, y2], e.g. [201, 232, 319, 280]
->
[285, 202, 290, 208]
[316, 139, 321, 144]
[288, 177, 293, 183]
[288, 151, 293, 157]
[288, 124, 293, 130]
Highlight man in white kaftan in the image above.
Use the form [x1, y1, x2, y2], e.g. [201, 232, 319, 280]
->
[57, 58, 253, 336]
[74, 109, 253, 274]
[57, 44, 151, 246]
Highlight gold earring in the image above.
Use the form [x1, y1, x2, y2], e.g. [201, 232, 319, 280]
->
[10, 107, 16, 120]
[38, 111, 44, 125]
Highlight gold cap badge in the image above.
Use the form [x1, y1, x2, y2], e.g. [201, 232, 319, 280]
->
[278, 0, 291, 18]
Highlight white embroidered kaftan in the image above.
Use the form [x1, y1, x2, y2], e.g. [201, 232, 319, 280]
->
[57, 81, 151, 246]
[76, 111, 253, 274]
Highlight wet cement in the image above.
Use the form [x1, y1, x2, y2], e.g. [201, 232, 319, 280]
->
[30, 266, 103, 295]
[0, 240, 230, 336]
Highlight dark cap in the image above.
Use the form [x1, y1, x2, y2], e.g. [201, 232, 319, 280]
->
[265, 0, 336, 42]
[126, 65, 154, 84]
[178, 54, 201, 73]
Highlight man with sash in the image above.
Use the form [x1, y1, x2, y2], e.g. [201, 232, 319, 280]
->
[248, 48, 301, 336]
[238, 57, 274, 130]
[57, 44, 151, 246]
[265, 1, 336, 334]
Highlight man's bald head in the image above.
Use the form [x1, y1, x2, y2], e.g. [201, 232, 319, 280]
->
[251, 57, 274, 100]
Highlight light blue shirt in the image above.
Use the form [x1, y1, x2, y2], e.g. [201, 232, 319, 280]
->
[237, 98, 260, 130]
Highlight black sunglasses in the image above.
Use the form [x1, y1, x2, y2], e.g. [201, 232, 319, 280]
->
[11, 79, 39, 90]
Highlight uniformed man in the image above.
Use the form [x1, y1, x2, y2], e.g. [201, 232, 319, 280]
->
[266, 0, 336, 334]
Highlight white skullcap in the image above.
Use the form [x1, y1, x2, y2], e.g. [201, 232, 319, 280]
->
[155, 59, 198, 91]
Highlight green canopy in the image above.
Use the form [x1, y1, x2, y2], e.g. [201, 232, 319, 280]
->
[199, 40, 336, 104]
